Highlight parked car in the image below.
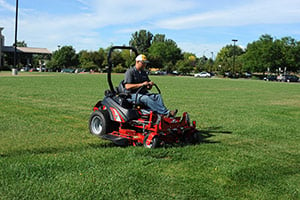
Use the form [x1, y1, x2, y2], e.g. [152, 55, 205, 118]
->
[264, 75, 277, 81]
[224, 72, 232, 77]
[209, 72, 215, 77]
[243, 72, 252, 78]
[278, 75, 299, 82]
[224, 72, 239, 78]
[37, 67, 46, 72]
[151, 70, 167, 75]
[194, 71, 211, 78]
[171, 70, 179, 75]
[75, 68, 87, 73]
[61, 68, 75, 73]
[29, 68, 38, 72]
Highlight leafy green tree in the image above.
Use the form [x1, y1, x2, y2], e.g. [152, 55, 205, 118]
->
[14, 40, 27, 47]
[46, 58, 59, 70]
[98, 48, 106, 68]
[241, 34, 281, 73]
[293, 42, 300, 72]
[129, 30, 153, 54]
[279, 37, 300, 72]
[204, 58, 214, 72]
[78, 49, 105, 71]
[148, 38, 182, 71]
[110, 50, 125, 67]
[152, 34, 166, 43]
[195, 56, 207, 72]
[120, 49, 136, 68]
[32, 54, 50, 68]
[47, 46, 78, 70]
[113, 63, 127, 73]
[78, 50, 94, 70]
[214, 44, 244, 73]
[80, 61, 97, 70]
[99, 48, 109, 71]
[78, 50, 89, 66]
[176, 59, 193, 75]
[174, 52, 197, 74]
[93, 48, 105, 69]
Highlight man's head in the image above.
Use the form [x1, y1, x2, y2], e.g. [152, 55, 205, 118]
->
[135, 54, 149, 70]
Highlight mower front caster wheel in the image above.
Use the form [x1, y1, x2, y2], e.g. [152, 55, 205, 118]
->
[143, 134, 161, 148]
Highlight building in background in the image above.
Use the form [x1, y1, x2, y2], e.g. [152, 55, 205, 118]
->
[0, 27, 51, 70]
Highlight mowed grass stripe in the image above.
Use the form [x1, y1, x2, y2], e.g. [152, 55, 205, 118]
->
[0, 73, 299, 199]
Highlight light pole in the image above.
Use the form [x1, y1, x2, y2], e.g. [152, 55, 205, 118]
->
[232, 39, 238, 77]
[210, 52, 214, 72]
[13, 0, 19, 75]
[202, 49, 208, 57]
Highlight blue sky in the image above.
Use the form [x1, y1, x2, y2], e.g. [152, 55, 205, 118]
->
[1, 0, 300, 57]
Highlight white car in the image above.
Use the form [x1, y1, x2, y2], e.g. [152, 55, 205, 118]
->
[194, 72, 211, 78]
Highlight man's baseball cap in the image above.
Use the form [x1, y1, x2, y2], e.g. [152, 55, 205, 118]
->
[136, 54, 149, 63]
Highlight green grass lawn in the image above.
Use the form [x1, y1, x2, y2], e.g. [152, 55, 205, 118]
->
[0, 72, 299, 199]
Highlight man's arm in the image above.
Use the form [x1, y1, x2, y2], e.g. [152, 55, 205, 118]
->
[125, 81, 151, 90]
[124, 68, 154, 90]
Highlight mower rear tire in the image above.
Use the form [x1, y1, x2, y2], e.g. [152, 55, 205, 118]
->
[89, 110, 110, 137]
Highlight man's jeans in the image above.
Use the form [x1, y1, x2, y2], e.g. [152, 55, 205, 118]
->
[129, 93, 169, 115]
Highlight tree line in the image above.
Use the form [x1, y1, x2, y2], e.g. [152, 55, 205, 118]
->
[215, 34, 300, 74]
[45, 30, 300, 74]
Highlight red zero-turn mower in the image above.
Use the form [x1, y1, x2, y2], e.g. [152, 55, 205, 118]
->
[89, 46, 199, 148]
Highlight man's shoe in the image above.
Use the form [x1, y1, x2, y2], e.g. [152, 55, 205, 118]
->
[168, 109, 178, 117]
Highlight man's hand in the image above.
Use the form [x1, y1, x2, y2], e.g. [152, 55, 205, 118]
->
[141, 81, 149, 86]
[147, 81, 154, 90]
[142, 81, 154, 89]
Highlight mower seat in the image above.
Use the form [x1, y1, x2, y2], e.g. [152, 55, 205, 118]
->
[115, 80, 151, 115]
[115, 80, 130, 98]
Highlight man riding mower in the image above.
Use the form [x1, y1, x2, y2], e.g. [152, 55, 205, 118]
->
[88, 46, 199, 148]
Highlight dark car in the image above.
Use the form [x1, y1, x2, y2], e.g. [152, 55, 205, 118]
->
[61, 68, 75, 73]
[243, 72, 252, 78]
[281, 75, 299, 82]
[264, 75, 277, 81]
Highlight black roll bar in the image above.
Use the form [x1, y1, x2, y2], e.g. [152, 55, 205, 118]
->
[107, 46, 139, 94]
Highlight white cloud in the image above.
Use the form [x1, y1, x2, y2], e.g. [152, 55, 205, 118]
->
[155, 0, 300, 29]
[89, 0, 196, 26]
[0, 0, 15, 12]
[1, 0, 300, 54]
[178, 41, 224, 57]
[1, 0, 198, 51]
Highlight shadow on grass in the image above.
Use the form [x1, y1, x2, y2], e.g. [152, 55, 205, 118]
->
[0, 142, 115, 158]
[0, 146, 83, 158]
[89, 126, 232, 149]
[197, 126, 232, 144]
[0, 127, 232, 157]
[180, 126, 232, 147]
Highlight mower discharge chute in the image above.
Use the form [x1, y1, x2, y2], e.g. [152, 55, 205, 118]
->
[89, 46, 199, 148]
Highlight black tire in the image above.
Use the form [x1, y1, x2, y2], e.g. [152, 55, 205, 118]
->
[143, 134, 160, 148]
[89, 110, 110, 137]
[191, 131, 200, 144]
[185, 131, 200, 144]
